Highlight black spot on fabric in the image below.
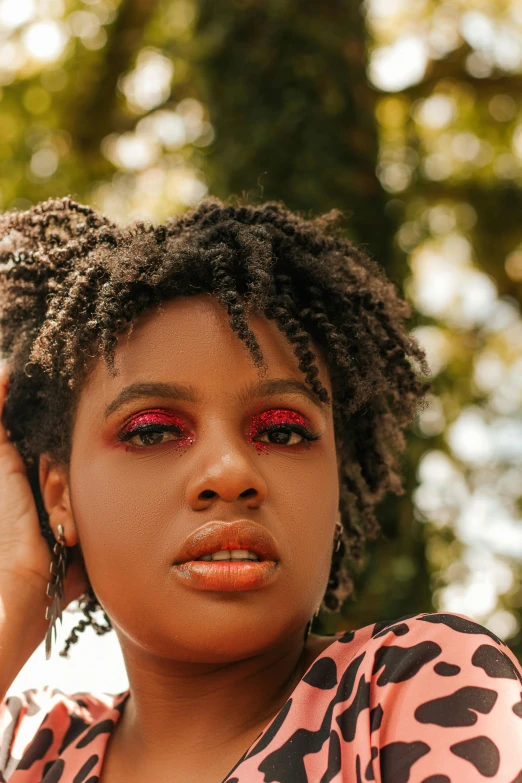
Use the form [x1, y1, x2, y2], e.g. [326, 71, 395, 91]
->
[256, 652, 366, 782]
[415, 686, 497, 727]
[73, 754, 99, 783]
[380, 741, 430, 783]
[113, 692, 130, 715]
[372, 620, 397, 637]
[303, 657, 338, 690]
[370, 704, 383, 732]
[58, 715, 91, 753]
[225, 747, 253, 780]
[373, 623, 410, 639]
[337, 630, 355, 643]
[224, 779, 239, 783]
[75, 720, 115, 749]
[356, 754, 363, 783]
[365, 747, 378, 781]
[421, 777, 450, 783]
[319, 730, 341, 783]
[419, 613, 504, 645]
[245, 699, 292, 759]
[450, 736, 500, 777]
[371, 615, 416, 638]
[472, 644, 519, 680]
[373, 641, 442, 685]
[17, 728, 54, 769]
[513, 695, 522, 718]
[41, 759, 64, 782]
[84, 778, 99, 783]
[42, 761, 57, 779]
[434, 662, 460, 676]
[336, 674, 371, 741]
[510, 771, 522, 783]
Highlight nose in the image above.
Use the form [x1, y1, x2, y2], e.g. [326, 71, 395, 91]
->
[185, 424, 268, 511]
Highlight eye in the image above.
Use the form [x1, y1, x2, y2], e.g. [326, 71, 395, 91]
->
[117, 410, 188, 449]
[249, 410, 322, 450]
[116, 408, 322, 452]
[119, 424, 183, 448]
[255, 424, 321, 448]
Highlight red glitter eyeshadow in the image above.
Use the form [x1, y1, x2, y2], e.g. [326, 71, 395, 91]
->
[118, 406, 319, 454]
[120, 409, 186, 436]
[118, 408, 195, 452]
[246, 409, 312, 454]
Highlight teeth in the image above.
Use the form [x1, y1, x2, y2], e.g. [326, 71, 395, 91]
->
[211, 550, 231, 561]
[230, 549, 259, 561]
[197, 549, 260, 561]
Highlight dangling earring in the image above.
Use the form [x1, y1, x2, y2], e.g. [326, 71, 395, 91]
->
[45, 524, 67, 660]
[305, 604, 321, 643]
[334, 511, 343, 553]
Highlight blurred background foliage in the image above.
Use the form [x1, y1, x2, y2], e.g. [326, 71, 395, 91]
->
[1, 0, 522, 659]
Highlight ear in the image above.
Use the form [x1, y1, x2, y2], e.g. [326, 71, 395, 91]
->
[39, 454, 79, 547]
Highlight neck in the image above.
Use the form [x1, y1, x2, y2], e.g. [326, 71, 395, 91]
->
[110, 626, 310, 776]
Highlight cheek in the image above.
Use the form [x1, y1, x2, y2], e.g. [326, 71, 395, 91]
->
[279, 452, 339, 604]
[68, 451, 175, 604]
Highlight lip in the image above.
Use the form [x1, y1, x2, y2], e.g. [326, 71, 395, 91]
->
[171, 519, 280, 592]
[173, 519, 280, 564]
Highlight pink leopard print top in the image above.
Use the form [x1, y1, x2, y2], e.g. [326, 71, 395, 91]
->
[1, 612, 522, 782]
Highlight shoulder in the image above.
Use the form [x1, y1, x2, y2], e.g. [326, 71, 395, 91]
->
[0, 686, 129, 737]
[300, 613, 522, 771]
[2, 685, 129, 723]
[307, 611, 522, 686]
[366, 611, 522, 678]
[0, 686, 129, 779]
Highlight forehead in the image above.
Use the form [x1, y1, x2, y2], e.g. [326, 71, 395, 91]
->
[83, 293, 333, 408]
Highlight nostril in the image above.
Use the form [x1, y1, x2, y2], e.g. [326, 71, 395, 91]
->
[240, 488, 257, 498]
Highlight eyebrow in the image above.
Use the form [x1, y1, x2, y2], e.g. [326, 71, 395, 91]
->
[103, 378, 328, 421]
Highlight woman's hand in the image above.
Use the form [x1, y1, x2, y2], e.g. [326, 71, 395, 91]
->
[0, 363, 88, 617]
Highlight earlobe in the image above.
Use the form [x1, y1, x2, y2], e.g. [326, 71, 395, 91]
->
[38, 455, 79, 547]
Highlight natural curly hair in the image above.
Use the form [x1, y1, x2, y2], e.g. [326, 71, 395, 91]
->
[0, 195, 431, 657]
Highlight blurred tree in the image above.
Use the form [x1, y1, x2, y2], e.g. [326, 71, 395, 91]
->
[189, 0, 395, 265]
[365, 0, 522, 658]
[71, 0, 159, 153]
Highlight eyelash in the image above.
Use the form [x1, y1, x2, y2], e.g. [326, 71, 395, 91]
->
[117, 416, 321, 451]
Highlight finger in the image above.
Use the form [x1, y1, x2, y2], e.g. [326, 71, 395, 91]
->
[0, 365, 12, 446]
[0, 362, 11, 388]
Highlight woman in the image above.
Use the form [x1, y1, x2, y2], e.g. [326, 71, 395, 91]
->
[0, 196, 520, 783]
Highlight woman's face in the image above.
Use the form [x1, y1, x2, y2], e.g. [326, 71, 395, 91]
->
[63, 293, 340, 662]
